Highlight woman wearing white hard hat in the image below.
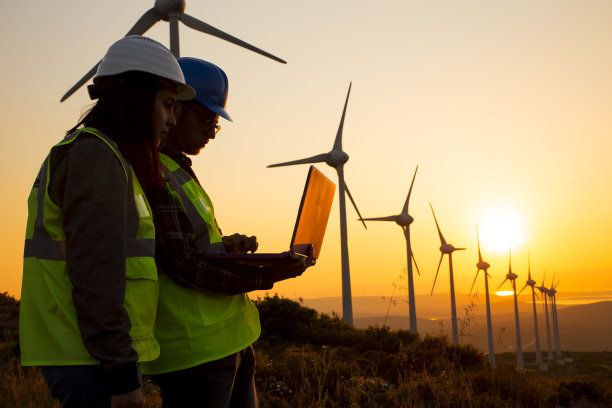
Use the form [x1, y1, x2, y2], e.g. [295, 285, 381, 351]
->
[19, 35, 194, 408]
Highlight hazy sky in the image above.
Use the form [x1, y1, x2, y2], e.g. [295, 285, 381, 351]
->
[3, 0, 612, 305]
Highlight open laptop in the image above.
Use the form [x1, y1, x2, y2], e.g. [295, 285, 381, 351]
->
[201, 165, 336, 266]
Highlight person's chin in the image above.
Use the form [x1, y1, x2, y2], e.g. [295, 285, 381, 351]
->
[189, 146, 204, 155]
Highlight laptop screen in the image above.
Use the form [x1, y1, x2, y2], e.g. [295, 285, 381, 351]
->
[290, 166, 336, 259]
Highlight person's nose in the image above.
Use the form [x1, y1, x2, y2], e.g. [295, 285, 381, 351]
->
[167, 108, 176, 128]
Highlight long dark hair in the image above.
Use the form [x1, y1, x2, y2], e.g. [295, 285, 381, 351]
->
[67, 71, 163, 198]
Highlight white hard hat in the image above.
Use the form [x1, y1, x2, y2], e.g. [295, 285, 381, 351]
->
[94, 35, 195, 100]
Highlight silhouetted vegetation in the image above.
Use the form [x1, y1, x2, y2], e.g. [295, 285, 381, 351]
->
[0, 292, 19, 321]
[1, 292, 612, 407]
[252, 294, 612, 407]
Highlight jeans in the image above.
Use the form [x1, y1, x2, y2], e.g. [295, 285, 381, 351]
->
[151, 345, 258, 408]
[41, 365, 143, 408]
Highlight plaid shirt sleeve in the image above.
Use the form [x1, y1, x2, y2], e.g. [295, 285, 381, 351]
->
[151, 185, 298, 295]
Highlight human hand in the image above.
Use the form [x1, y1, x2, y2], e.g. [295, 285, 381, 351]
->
[111, 388, 143, 408]
[269, 255, 312, 280]
[222, 233, 258, 254]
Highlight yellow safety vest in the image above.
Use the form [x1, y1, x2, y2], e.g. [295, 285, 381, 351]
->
[20, 128, 159, 365]
[141, 152, 260, 375]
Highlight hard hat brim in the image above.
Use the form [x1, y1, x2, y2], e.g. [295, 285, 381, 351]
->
[177, 84, 196, 101]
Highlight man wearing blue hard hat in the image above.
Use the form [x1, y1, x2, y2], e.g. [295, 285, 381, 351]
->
[141, 57, 308, 407]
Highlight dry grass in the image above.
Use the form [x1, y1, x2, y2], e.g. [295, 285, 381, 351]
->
[0, 354, 58, 408]
[0, 347, 162, 408]
[2, 293, 612, 407]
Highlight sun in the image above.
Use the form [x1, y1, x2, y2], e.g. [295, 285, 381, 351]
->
[477, 208, 527, 254]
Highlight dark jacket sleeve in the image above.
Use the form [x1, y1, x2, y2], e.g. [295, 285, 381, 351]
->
[151, 185, 304, 295]
[51, 136, 140, 395]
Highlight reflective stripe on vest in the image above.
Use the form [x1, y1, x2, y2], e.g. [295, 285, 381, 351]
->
[141, 153, 260, 375]
[159, 157, 223, 252]
[19, 128, 159, 366]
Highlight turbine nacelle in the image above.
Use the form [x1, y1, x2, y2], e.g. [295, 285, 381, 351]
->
[154, 0, 185, 16]
[396, 213, 414, 227]
[326, 150, 349, 167]
[505, 271, 518, 281]
[440, 243, 464, 254]
[526, 278, 537, 287]
[476, 260, 490, 270]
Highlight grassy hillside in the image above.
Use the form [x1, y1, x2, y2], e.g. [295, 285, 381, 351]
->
[1, 292, 611, 407]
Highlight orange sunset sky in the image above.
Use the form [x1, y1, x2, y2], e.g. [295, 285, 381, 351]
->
[2, 0, 612, 305]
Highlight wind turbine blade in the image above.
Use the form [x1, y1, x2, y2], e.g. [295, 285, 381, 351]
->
[476, 224, 484, 263]
[497, 277, 508, 290]
[469, 270, 480, 296]
[267, 153, 329, 168]
[528, 252, 532, 280]
[344, 182, 367, 229]
[429, 203, 447, 245]
[180, 13, 286, 64]
[401, 166, 419, 215]
[554, 280, 560, 290]
[61, 9, 161, 102]
[332, 83, 352, 151]
[430, 254, 444, 295]
[61, 63, 101, 102]
[411, 253, 421, 277]
[125, 8, 160, 36]
[541, 270, 547, 287]
[518, 283, 528, 295]
[508, 248, 513, 273]
[455, 248, 467, 251]
[360, 215, 397, 222]
[551, 271, 556, 288]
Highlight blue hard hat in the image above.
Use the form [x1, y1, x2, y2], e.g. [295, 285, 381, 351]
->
[177, 57, 232, 122]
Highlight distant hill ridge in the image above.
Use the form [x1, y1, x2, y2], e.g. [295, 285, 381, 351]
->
[297, 295, 612, 353]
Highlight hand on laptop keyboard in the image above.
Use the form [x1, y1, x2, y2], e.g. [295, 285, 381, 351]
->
[222, 233, 259, 254]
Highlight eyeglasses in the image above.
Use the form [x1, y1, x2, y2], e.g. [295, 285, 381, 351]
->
[186, 105, 221, 135]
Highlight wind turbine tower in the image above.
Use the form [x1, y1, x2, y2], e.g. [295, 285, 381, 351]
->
[549, 277, 562, 359]
[268, 83, 366, 325]
[430, 204, 466, 345]
[469, 226, 495, 368]
[62, 0, 286, 101]
[518, 254, 543, 366]
[498, 249, 523, 370]
[536, 272, 553, 361]
[361, 167, 420, 332]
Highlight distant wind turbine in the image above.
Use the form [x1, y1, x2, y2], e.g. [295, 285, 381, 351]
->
[62, 0, 286, 101]
[361, 166, 420, 332]
[469, 225, 495, 368]
[498, 249, 523, 370]
[549, 275, 562, 359]
[518, 254, 543, 367]
[268, 83, 366, 325]
[536, 271, 553, 361]
[430, 204, 465, 345]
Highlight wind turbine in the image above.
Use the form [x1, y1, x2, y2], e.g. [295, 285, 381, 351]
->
[498, 249, 523, 370]
[536, 271, 553, 361]
[469, 225, 495, 368]
[518, 254, 542, 366]
[360, 166, 420, 332]
[62, 0, 286, 101]
[549, 276, 562, 359]
[268, 83, 366, 325]
[430, 204, 465, 345]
